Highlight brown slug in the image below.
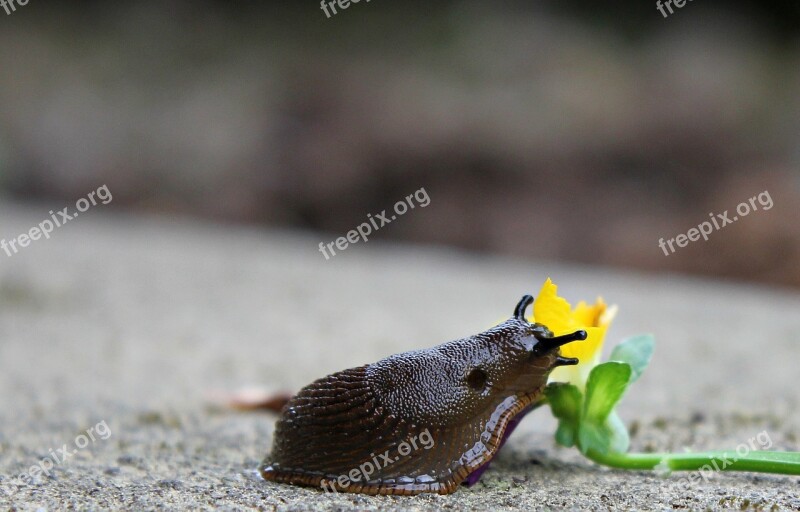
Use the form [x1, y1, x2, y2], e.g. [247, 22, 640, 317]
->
[259, 295, 587, 495]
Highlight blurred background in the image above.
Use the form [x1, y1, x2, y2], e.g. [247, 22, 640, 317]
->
[1, 0, 798, 287]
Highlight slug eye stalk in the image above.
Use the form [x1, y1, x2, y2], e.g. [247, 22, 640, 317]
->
[513, 295, 534, 320]
[512, 294, 587, 354]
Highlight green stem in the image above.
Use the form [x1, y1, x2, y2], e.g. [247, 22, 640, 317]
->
[586, 449, 800, 475]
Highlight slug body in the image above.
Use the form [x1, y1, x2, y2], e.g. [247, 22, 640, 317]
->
[260, 295, 586, 495]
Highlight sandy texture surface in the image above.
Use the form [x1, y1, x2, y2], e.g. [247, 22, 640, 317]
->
[1, 202, 799, 511]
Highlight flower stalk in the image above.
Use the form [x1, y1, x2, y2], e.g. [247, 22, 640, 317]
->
[585, 449, 800, 475]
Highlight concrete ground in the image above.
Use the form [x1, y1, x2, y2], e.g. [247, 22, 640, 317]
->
[0, 202, 798, 511]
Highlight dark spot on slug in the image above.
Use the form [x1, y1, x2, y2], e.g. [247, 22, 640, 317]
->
[259, 294, 587, 495]
[466, 368, 489, 392]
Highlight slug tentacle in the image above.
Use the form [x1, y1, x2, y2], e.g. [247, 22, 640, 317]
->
[533, 329, 588, 353]
[513, 294, 534, 320]
[260, 293, 586, 495]
[553, 356, 580, 367]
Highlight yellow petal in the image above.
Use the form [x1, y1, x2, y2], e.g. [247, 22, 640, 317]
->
[573, 299, 605, 326]
[531, 278, 573, 334]
[530, 278, 617, 389]
[599, 304, 618, 328]
[560, 325, 604, 361]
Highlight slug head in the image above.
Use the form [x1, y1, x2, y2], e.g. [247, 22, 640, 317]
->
[366, 295, 586, 427]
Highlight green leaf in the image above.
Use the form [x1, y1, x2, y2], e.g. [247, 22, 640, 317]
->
[546, 383, 582, 420]
[555, 422, 577, 447]
[605, 410, 630, 454]
[578, 406, 632, 455]
[578, 420, 607, 455]
[609, 334, 655, 383]
[572, 336, 650, 456]
[545, 383, 583, 448]
[584, 362, 632, 425]
[578, 362, 633, 455]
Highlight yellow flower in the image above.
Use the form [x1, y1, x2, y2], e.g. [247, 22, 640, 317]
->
[530, 278, 617, 388]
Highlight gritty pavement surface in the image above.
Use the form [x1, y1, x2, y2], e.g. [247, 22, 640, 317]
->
[0, 202, 799, 511]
